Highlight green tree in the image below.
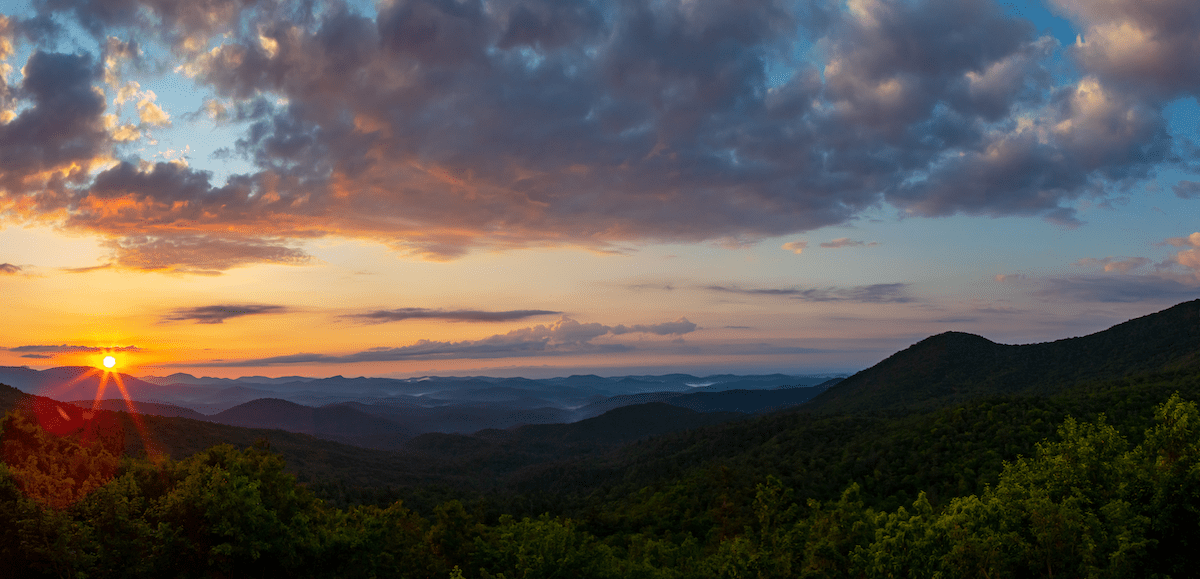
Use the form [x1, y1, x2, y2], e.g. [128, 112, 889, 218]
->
[0, 408, 121, 510]
[474, 514, 619, 579]
[146, 443, 327, 578]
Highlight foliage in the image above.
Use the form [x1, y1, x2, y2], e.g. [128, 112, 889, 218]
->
[2, 370, 1200, 578]
[1, 408, 122, 510]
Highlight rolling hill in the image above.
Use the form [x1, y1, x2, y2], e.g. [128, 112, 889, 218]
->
[805, 298, 1200, 414]
[4, 298, 1199, 519]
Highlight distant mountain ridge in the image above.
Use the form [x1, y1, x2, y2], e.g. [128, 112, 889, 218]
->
[806, 298, 1200, 414]
[3, 299, 1200, 514]
[1, 367, 839, 412]
[140, 373, 319, 386]
[0, 368, 841, 449]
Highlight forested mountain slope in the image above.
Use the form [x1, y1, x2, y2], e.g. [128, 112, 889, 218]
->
[806, 298, 1200, 414]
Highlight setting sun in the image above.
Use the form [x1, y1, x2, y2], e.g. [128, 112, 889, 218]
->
[102, 356, 116, 369]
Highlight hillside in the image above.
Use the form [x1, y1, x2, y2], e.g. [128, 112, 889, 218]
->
[805, 298, 1200, 414]
[67, 399, 209, 420]
[5, 301, 1200, 578]
[0, 381, 757, 496]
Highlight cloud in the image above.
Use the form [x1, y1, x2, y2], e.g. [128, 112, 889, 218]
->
[1174, 181, 1200, 200]
[973, 305, 1024, 314]
[706, 283, 913, 303]
[1072, 256, 1152, 273]
[1162, 232, 1200, 248]
[1160, 232, 1200, 275]
[994, 273, 1025, 282]
[9, 344, 142, 353]
[611, 318, 699, 336]
[162, 304, 289, 324]
[0, 0, 1189, 271]
[136, 91, 170, 126]
[60, 264, 113, 273]
[347, 308, 561, 323]
[0, 50, 108, 198]
[819, 238, 879, 248]
[106, 234, 311, 275]
[1035, 275, 1200, 303]
[626, 282, 676, 292]
[781, 241, 808, 254]
[1177, 250, 1200, 273]
[183, 315, 697, 365]
[0, 263, 21, 274]
[1050, 0, 1200, 98]
[19, 354, 52, 359]
[933, 316, 979, 324]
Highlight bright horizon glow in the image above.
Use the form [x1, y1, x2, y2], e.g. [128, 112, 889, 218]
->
[1, 0, 1199, 378]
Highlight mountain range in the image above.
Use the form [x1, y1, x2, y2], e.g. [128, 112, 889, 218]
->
[5, 299, 1200, 579]
[1, 298, 1197, 507]
[0, 367, 839, 449]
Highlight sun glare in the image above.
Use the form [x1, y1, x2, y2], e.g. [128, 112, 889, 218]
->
[102, 355, 116, 368]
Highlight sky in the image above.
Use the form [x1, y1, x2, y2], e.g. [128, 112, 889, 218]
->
[0, 0, 1198, 379]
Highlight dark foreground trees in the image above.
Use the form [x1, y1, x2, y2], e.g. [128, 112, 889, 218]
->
[2, 393, 1199, 578]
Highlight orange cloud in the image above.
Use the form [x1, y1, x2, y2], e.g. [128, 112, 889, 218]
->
[1073, 256, 1150, 273]
[1163, 232, 1200, 275]
[781, 241, 808, 254]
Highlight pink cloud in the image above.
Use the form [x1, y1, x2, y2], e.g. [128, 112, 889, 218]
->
[819, 238, 879, 248]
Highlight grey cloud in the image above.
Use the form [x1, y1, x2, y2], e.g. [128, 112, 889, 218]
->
[1034, 275, 1200, 303]
[933, 316, 979, 324]
[706, 283, 913, 303]
[0, 51, 107, 196]
[888, 77, 1172, 222]
[626, 283, 676, 292]
[820, 0, 1042, 129]
[495, 0, 606, 50]
[706, 286, 806, 297]
[9, 344, 141, 353]
[107, 235, 311, 275]
[1175, 181, 1200, 200]
[61, 264, 113, 273]
[611, 318, 698, 336]
[162, 304, 289, 324]
[1, 0, 1190, 270]
[21, 0, 290, 51]
[347, 308, 561, 323]
[0, 263, 21, 274]
[974, 305, 1024, 314]
[819, 238, 878, 248]
[185, 315, 693, 365]
[1051, 0, 1200, 98]
[19, 354, 53, 359]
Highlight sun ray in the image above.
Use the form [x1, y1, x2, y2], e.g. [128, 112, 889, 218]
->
[90, 371, 110, 413]
[44, 367, 101, 399]
[111, 372, 163, 462]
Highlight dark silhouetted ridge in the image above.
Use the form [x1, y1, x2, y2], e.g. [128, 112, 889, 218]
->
[807, 299, 1200, 414]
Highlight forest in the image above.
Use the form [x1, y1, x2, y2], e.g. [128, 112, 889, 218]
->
[3, 369, 1199, 578]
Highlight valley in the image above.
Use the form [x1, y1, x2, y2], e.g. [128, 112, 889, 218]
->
[2, 299, 1199, 578]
